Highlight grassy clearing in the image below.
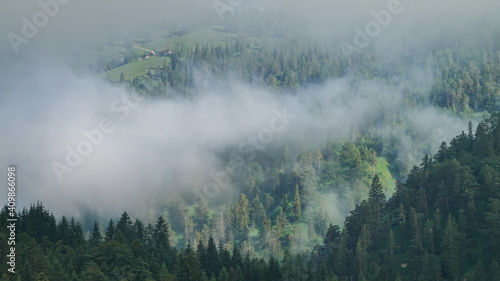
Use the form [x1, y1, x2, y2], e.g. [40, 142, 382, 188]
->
[107, 56, 169, 82]
[375, 157, 396, 197]
[104, 25, 237, 81]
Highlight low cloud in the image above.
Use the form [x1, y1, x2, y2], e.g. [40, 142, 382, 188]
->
[0, 63, 470, 219]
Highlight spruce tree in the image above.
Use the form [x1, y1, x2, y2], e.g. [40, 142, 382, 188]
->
[175, 242, 206, 281]
[206, 236, 221, 277]
[154, 216, 171, 266]
[116, 211, 134, 243]
[369, 174, 385, 207]
[90, 221, 102, 247]
[105, 219, 115, 241]
[291, 184, 302, 222]
[441, 215, 462, 280]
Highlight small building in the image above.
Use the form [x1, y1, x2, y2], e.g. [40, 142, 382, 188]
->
[159, 49, 173, 56]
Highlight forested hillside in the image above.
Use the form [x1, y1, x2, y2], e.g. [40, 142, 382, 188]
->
[312, 112, 500, 280]
[1, 113, 499, 280]
[2, 1, 500, 280]
[106, 19, 500, 114]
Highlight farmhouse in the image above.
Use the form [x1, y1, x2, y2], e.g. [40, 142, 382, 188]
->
[158, 49, 173, 56]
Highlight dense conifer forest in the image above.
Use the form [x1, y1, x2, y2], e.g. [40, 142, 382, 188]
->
[2, 2, 500, 281]
[1, 113, 499, 280]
